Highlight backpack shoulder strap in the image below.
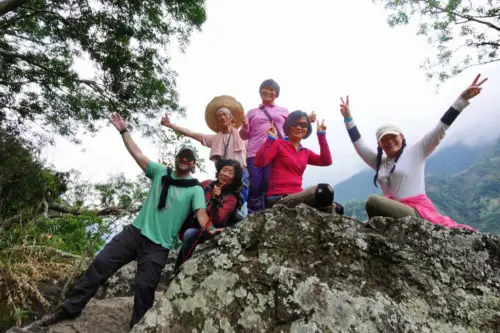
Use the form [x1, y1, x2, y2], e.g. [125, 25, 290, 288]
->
[259, 106, 283, 139]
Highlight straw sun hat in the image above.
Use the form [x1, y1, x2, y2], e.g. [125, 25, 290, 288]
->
[205, 95, 245, 133]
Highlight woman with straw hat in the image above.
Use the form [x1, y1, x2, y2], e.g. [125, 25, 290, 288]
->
[339, 74, 488, 230]
[161, 95, 249, 213]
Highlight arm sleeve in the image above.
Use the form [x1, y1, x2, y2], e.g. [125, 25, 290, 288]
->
[200, 134, 216, 148]
[211, 195, 237, 227]
[239, 112, 252, 140]
[145, 161, 167, 180]
[307, 133, 332, 166]
[254, 137, 282, 167]
[416, 97, 470, 159]
[191, 186, 206, 211]
[344, 120, 378, 170]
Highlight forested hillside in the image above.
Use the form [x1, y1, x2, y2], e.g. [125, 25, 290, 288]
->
[339, 138, 500, 234]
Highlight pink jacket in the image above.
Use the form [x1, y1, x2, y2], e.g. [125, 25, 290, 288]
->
[239, 104, 289, 158]
[387, 194, 475, 231]
[200, 128, 248, 168]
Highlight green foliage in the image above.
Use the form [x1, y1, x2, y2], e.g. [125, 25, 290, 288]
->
[93, 172, 150, 215]
[0, 213, 108, 255]
[152, 124, 207, 174]
[427, 152, 500, 234]
[343, 200, 368, 221]
[377, 0, 500, 84]
[0, 0, 207, 141]
[0, 128, 68, 221]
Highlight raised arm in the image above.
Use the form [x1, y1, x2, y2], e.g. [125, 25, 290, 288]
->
[254, 121, 282, 167]
[307, 120, 332, 166]
[239, 116, 250, 140]
[417, 74, 488, 159]
[340, 96, 378, 170]
[111, 113, 150, 172]
[161, 113, 203, 143]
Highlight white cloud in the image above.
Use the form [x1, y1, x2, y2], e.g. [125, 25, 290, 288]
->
[42, 0, 500, 188]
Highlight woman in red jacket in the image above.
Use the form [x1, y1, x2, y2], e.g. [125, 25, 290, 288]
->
[174, 159, 243, 271]
[254, 110, 341, 213]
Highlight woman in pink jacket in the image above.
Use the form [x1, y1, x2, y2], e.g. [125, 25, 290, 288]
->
[240, 79, 316, 213]
[340, 74, 488, 230]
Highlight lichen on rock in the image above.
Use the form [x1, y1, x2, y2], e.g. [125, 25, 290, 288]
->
[130, 204, 500, 333]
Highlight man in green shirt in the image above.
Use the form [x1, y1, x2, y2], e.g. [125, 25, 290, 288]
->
[41, 113, 214, 329]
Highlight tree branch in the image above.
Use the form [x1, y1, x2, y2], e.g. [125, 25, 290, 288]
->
[49, 202, 122, 216]
[0, 48, 118, 104]
[425, 0, 500, 32]
[0, 0, 30, 17]
[3, 31, 49, 46]
[473, 41, 500, 48]
[458, 58, 500, 72]
[0, 48, 51, 71]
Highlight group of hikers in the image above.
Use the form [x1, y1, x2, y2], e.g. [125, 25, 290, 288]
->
[40, 74, 488, 329]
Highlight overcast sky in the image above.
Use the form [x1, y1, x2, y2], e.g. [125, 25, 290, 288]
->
[42, 0, 500, 188]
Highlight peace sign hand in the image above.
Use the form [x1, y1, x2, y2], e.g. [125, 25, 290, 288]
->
[460, 74, 488, 101]
[340, 96, 351, 119]
[267, 121, 277, 139]
[213, 183, 223, 197]
[317, 119, 327, 132]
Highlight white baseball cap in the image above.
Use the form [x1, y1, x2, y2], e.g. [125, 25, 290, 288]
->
[376, 125, 403, 142]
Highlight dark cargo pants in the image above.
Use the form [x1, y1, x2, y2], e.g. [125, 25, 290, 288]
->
[61, 224, 169, 329]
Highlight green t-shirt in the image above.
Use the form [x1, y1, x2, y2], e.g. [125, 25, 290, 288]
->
[132, 161, 206, 249]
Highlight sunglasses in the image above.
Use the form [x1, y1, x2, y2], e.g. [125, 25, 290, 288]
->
[291, 122, 308, 129]
[177, 152, 195, 162]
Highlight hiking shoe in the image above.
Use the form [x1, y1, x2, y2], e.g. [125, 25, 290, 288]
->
[39, 307, 75, 326]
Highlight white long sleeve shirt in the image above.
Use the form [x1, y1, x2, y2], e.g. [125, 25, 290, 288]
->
[345, 97, 470, 200]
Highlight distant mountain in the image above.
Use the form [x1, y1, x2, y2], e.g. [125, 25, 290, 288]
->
[337, 138, 500, 234]
[334, 141, 493, 204]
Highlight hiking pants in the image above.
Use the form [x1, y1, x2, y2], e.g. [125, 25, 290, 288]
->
[173, 228, 213, 272]
[266, 185, 338, 213]
[365, 195, 420, 219]
[246, 157, 270, 213]
[61, 224, 170, 329]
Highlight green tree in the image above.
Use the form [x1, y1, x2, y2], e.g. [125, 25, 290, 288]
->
[151, 124, 207, 174]
[379, 0, 499, 83]
[0, 127, 69, 225]
[0, 0, 206, 141]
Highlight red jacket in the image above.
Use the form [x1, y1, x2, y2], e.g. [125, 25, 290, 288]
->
[200, 180, 238, 228]
[254, 133, 332, 197]
[178, 180, 238, 240]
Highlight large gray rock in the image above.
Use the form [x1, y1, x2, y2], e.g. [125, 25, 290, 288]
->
[132, 204, 500, 333]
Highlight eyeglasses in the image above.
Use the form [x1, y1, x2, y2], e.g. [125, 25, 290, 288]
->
[177, 152, 195, 161]
[291, 122, 308, 129]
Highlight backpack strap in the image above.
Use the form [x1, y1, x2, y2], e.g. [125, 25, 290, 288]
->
[259, 106, 283, 139]
[158, 168, 201, 210]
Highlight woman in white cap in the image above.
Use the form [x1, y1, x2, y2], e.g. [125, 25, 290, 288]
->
[161, 95, 249, 215]
[340, 74, 488, 230]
